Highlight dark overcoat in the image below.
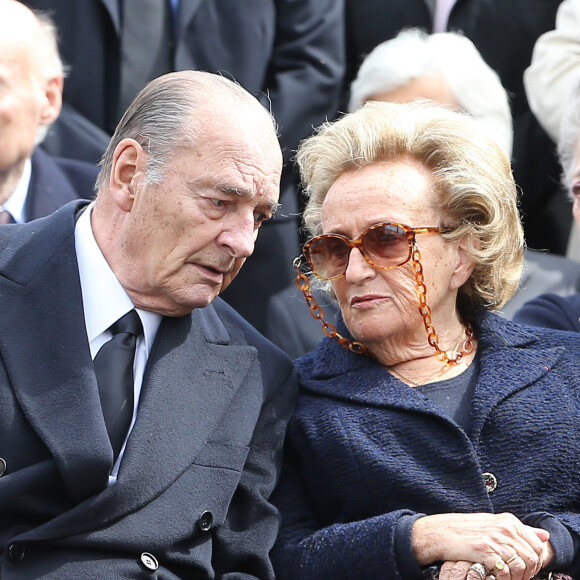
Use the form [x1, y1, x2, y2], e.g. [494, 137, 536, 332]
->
[0, 200, 298, 579]
[272, 312, 580, 579]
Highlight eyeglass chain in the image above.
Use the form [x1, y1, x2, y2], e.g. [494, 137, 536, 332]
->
[292, 242, 475, 366]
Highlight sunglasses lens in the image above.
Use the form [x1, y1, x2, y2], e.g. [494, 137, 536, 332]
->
[306, 236, 350, 279]
[363, 224, 409, 266]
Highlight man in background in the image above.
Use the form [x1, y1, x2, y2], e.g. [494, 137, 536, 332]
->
[0, 0, 98, 224]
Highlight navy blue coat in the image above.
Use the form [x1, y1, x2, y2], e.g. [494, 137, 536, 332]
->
[514, 292, 580, 332]
[271, 313, 580, 579]
[26, 147, 98, 221]
[0, 201, 298, 578]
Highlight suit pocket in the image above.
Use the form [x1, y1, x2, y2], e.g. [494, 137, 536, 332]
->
[193, 442, 250, 472]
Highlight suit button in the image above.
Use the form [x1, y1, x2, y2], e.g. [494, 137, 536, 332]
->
[0, 458, 5, 476]
[140, 552, 158, 571]
[483, 472, 497, 493]
[198, 510, 213, 532]
[8, 543, 25, 562]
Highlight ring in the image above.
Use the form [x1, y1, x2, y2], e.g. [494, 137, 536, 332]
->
[492, 559, 506, 572]
[505, 554, 519, 565]
[469, 563, 488, 579]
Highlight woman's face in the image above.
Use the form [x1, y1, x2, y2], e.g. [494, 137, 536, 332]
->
[322, 159, 471, 358]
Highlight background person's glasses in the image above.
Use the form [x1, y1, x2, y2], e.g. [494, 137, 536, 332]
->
[303, 222, 452, 280]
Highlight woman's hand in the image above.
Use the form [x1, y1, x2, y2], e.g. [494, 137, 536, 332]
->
[412, 513, 554, 580]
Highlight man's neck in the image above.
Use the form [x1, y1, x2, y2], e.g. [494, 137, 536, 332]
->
[0, 160, 27, 206]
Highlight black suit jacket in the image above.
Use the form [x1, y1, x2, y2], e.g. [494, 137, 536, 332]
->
[0, 201, 298, 578]
[24, 0, 345, 167]
[25, 147, 98, 221]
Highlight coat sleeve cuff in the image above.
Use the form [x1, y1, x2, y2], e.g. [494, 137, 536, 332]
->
[395, 513, 430, 580]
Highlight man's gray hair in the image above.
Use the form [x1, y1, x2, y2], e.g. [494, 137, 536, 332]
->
[96, 70, 273, 191]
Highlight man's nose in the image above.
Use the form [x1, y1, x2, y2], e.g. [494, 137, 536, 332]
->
[220, 217, 256, 259]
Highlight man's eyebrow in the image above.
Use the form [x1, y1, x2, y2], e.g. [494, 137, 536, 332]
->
[220, 186, 280, 214]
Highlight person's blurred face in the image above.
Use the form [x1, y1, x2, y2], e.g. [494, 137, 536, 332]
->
[106, 106, 282, 317]
[571, 136, 580, 229]
[0, 8, 56, 178]
[322, 159, 467, 353]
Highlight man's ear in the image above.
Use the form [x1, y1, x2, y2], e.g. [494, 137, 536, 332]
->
[39, 75, 63, 126]
[109, 138, 148, 212]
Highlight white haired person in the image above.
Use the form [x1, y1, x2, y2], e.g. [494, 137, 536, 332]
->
[348, 27, 513, 156]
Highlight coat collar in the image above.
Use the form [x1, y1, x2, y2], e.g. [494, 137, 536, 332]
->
[297, 312, 562, 426]
[0, 201, 112, 501]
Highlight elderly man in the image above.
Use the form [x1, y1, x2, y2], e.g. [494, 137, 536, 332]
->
[0, 0, 99, 224]
[0, 70, 298, 578]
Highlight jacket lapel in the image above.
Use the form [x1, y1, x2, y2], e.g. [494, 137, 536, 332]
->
[0, 202, 113, 502]
[468, 315, 564, 438]
[100, 0, 121, 34]
[300, 313, 564, 429]
[176, 0, 205, 39]
[19, 300, 257, 541]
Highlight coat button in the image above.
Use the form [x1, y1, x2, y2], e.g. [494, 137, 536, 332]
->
[198, 510, 213, 532]
[140, 552, 158, 571]
[8, 543, 25, 562]
[483, 472, 497, 493]
[0, 458, 6, 477]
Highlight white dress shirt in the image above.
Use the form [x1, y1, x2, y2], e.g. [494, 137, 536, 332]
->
[75, 203, 162, 482]
[2, 159, 31, 223]
[432, 0, 458, 32]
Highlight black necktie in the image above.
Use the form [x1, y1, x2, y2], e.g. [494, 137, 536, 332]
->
[0, 210, 14, 225]
[94, 310, 143, 459]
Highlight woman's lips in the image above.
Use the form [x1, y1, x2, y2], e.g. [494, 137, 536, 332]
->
[350, 294, 387, 307]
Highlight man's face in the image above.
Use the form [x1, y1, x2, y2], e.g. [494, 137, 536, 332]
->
[0, 35, 47, 175]
[110, 112, 282, 317]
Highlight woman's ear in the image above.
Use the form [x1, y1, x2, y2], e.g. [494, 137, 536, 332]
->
[449, 234, 476, 291]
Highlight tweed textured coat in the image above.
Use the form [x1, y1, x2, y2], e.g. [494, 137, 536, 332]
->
[271, 312, 580, 579]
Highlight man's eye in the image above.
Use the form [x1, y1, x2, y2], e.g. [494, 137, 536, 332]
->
[210, 199, 226, 207]
[254, 212, 271, 227]
[572, 182, 580, 197]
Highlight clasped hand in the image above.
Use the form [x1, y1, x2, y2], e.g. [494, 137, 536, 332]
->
[413, 512, 554, 580]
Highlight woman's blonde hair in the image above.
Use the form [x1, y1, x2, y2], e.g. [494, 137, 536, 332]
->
[298, 100, 524, 318]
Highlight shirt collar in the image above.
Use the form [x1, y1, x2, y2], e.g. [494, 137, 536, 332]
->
[2, 159, 31, 223]
[74, 202, 162, 354]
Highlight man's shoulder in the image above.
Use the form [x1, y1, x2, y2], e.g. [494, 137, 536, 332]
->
[32, 147, 98, 200]
[0, 201, 84, 280]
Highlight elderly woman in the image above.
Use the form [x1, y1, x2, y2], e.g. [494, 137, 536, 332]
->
[270, 101, 580, 580]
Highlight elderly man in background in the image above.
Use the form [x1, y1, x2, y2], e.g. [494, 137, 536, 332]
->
[0, 70, 297, 579]
[0, 0, 98, 224]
